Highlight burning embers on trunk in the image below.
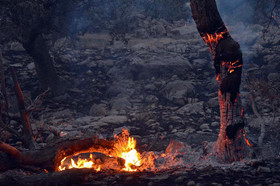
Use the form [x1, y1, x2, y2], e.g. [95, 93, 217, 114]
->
[202, 31, 228, 46]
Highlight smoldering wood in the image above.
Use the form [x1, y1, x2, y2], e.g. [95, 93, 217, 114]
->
[0, 136, 124, 172]
[190, 0, 249, 161]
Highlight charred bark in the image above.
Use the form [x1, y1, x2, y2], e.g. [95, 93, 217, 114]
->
[0, 136, 123, 172]
[190, 0, 250, 161]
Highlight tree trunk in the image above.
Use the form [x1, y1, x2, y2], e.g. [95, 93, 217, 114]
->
[190, 0, 250, 161]
[23, 33, 68, 95]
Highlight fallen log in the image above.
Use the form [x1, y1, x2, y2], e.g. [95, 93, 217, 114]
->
[0, 136, 124, 172]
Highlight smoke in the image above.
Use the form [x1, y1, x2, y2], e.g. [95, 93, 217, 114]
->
[216, 0, 260, 65]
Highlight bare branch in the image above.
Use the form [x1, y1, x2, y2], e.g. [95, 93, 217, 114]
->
[10, 66, 36, 150]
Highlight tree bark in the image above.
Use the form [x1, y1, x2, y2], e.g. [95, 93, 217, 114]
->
[190, 0, 250, 161]
[23, 33, 68, 95]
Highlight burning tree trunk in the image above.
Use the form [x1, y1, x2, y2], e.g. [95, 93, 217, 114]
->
[190, 0, 251, 161]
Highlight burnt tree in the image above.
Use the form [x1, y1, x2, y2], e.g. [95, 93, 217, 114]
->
[190, 0, 251, 161]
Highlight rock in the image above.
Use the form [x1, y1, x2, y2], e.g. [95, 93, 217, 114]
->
[144, 84, 157, 91]
[211, 121, 219, 127]
[99, 115, 128, 125]
[187, 181, 196, 186]
[8, 42, 25, 51]
[46, 133, 55, 143]
[86, 70, 93, 76]
[268, 73, 280, 82]
[70, 116, 95, 127]
[27, 63, 35, 70]
[161, 80, 194, 105]
[257, 166, 271, 173]
[175, 176, 187, 183]
[110, 97, 131, 113]
[192, 58, 209, 68]
[207, 96, 219, 108]
[149, 23, 166, 37]
[177, 101, 204, 115]
[200, 123, 209, 130]
[145, 95, 159, 103]
[89, 104, 107, 116]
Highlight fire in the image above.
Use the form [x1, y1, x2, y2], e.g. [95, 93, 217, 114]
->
[113, 129, 141, 171]
[58, 154, 101, 171]
[58, 129, 145, 172]
[222, 60, 243, 74]
[202, 31, 228, 45]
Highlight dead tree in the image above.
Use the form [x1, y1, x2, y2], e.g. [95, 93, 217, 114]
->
[190, 0, 251, 161]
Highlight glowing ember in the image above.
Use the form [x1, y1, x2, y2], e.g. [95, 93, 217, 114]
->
[202, 31, 228, 45]
[222, 60, 243, 74]
[58, 154, 101, 171]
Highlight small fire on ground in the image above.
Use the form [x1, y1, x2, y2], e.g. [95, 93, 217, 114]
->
[58, 129, 155, 172]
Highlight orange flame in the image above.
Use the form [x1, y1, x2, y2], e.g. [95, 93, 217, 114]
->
[58, 129, 149, 172]
[222, 60, 243, 74]
[202, 31, 228, 45]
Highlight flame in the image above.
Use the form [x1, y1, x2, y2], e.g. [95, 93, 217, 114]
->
[58, 129, 145, 172]
[222, 60, 243, 74]
[202, 31, 228, 45]
[113, 129, 141, 171]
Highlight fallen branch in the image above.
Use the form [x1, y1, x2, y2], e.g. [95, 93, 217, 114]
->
[26, 88, 50, 113]
[10, 66, 35, 150]
[0, 136, 122, 172]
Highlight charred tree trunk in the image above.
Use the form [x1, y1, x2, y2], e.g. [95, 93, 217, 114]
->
[23, 33, 67, 95]
[190, 0, 251, 161]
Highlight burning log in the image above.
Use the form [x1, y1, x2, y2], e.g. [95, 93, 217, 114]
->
[190, 0, 251, 161]
[0, 136, 125, 172]
[0, 128, 152, 173]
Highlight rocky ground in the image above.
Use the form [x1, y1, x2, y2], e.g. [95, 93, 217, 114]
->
[0, 14, 280, 185]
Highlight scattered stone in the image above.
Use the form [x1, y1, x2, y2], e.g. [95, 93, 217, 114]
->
[187, 180, 196, 186]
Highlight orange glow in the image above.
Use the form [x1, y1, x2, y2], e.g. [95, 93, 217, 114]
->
[202, 31, 228, 45]
[58, 129, 154, 172]
[222, 60, 243, 74]
[242, 130, 253, 147]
